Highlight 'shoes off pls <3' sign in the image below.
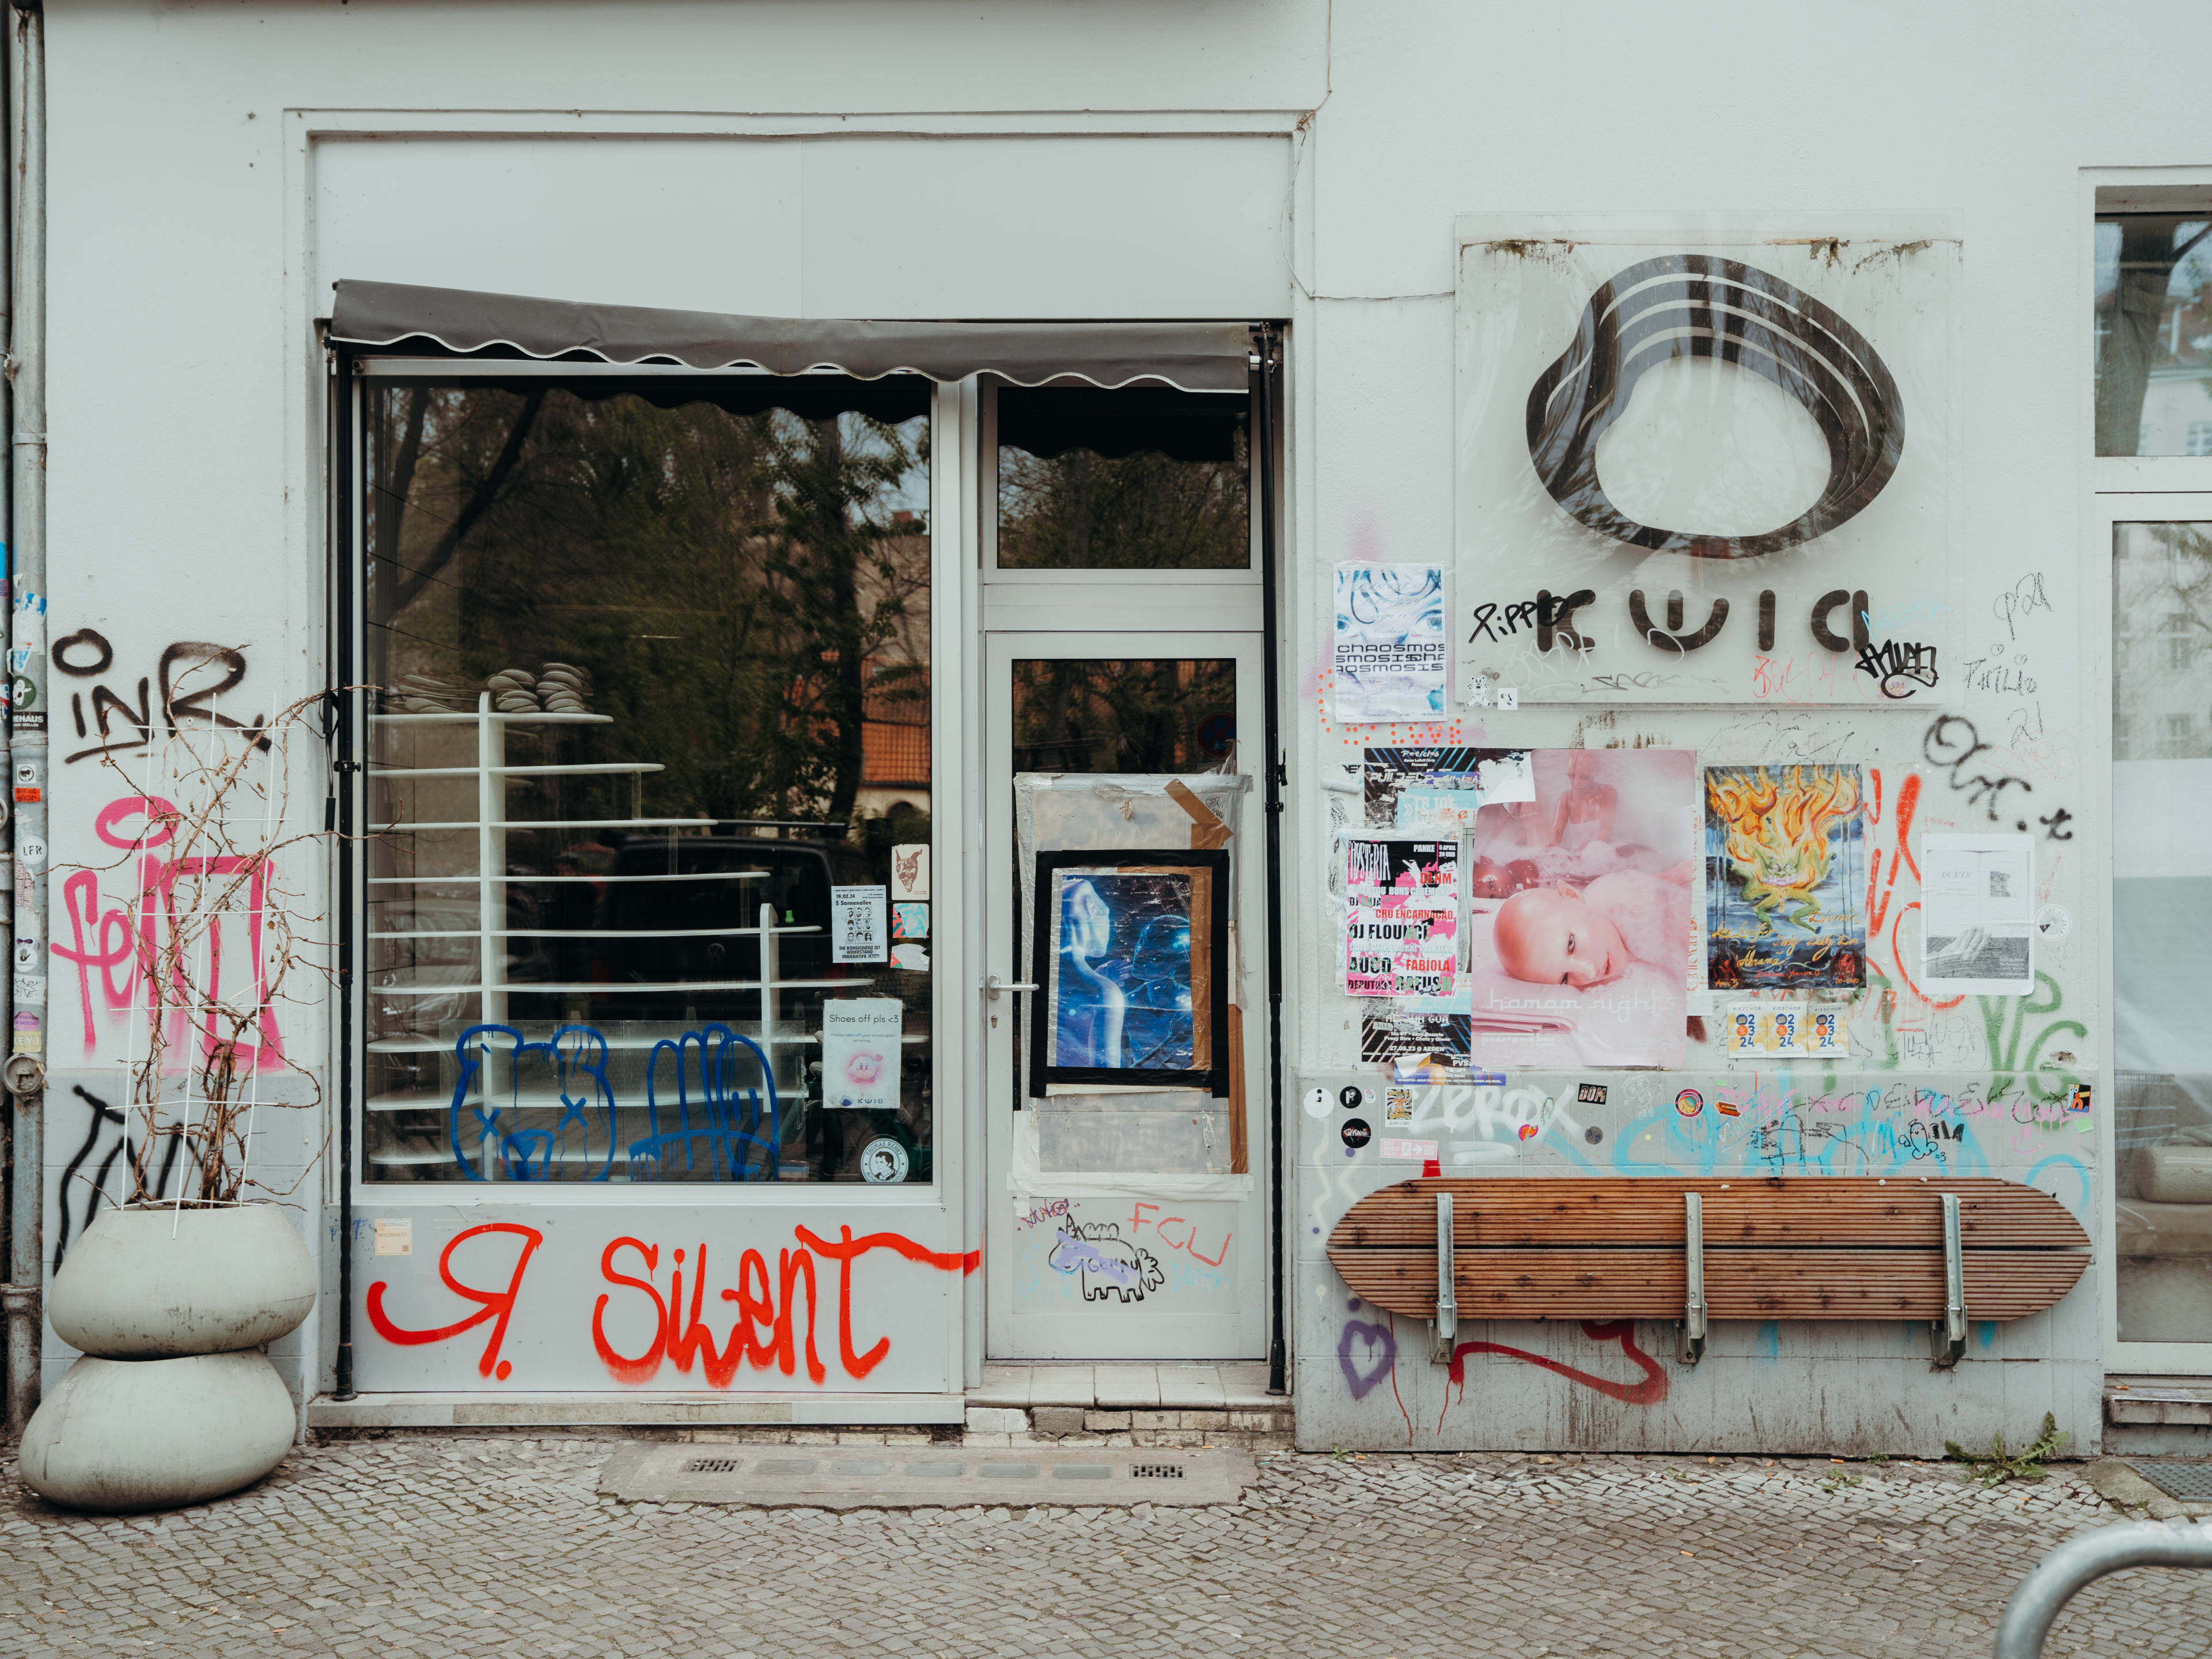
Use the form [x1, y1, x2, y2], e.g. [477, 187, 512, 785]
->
[1455, 217, 1957, 706]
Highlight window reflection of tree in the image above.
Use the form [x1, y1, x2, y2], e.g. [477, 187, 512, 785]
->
[2116, 522, 2212, 762]
[2096, 215, 2212, 457]
[1010, 659, 1234, 774]
[365, 382, 930, 829]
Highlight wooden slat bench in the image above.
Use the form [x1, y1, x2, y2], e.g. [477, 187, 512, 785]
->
[1325, 1176, 2090, 1366]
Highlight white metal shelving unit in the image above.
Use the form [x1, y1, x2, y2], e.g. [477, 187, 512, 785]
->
[362, 691, 843, 1179]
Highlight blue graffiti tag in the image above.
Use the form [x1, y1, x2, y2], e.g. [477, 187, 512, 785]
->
[631, 1024, 779, 1182]
[449, 1023, 619, 1181]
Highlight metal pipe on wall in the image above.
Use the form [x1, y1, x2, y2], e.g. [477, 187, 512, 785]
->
[2, 0, 46, 1438]
[1255, 325, 1288, 1397]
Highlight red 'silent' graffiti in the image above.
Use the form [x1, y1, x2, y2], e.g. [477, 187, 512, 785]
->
[50, 795, 289, 1066]
[366, 1223, 977, 1388]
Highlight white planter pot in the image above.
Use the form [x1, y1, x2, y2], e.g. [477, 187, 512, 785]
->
[49, 1202, 315, 1358]
[16, 1351, 295, 1512]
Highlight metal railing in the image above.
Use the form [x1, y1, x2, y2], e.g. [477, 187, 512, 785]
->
[1995, 1518, 2212, 1658]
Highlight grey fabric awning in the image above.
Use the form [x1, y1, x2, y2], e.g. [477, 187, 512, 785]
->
[328, 281, 1255, 392]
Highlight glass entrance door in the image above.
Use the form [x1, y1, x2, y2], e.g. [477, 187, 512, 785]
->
[982, 636, 1266, 1359]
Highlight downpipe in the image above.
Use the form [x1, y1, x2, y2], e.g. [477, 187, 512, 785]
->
[3, 0, 45, 1438]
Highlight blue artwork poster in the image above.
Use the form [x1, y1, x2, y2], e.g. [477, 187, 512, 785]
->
[1332, 563, 1447, 723]
[1028, 850, 1230, 1097]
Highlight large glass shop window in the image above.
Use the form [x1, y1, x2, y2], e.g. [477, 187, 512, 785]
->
[2112, 520, 2212, 1340]
[359, 373, 934, 1184]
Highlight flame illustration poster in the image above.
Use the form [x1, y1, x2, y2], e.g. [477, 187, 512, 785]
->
[1703, 765, 1867, 990]
[1461, 749, 1696, 1068]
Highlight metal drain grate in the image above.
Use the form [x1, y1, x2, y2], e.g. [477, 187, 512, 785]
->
[684, 1458, 743, 1474]
[1131, 1464, 1187, 1479]
[2130, 1461, 2212, 1501]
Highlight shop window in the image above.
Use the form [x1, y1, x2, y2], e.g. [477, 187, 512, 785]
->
[2094, 213, 2212, 456]
[2112, 519, 2212, 1341]
[994, 385, 1249, 569]
[357, 372, 935, 1184]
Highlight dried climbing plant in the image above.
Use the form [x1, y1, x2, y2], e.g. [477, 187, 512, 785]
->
[75, 687, 353, 1206]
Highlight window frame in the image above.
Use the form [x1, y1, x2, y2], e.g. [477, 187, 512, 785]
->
[335, 351, 974, 1208]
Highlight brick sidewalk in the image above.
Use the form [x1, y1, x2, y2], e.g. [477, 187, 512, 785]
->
[3, 1438, 2207, 1657]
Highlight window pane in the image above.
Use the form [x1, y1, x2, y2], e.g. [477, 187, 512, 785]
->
[1010, 659, 1237, 773]
[2095, 214, 2212, 456]
[361, 376, 935, 1184]
[2112, 520, 2212, 1340]
[996, 387, 1250, 569]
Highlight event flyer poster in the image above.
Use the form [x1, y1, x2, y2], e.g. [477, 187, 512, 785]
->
[1704, 766, 1867, 990]
[1342, 836, 1460, 998]
[1332, 563, 1448, 723]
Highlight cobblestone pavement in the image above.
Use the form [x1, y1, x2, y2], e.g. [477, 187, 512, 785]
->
[3, 1437, 2209, 1657]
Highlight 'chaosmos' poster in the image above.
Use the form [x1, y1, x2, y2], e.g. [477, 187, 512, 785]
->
[1332, 563, 1447, 722]
[1704, 765, 1867, 990]
[1460, 748, 1696, 1067]
[1342, 836, 1460, 998]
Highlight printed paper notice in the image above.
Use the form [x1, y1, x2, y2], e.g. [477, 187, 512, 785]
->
[831, 885, 889, 964]
[822, 997, 904, 1111]
[1921, 834, 2035, 995]
[1342, 836, 1460, 998]
[1363, 745, 1535, 831]
[1333, 563, 1447, 724]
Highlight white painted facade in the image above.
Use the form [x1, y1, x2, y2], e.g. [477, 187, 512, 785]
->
[35, 0, 2212, 1449]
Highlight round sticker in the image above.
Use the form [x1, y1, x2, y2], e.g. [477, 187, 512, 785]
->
[1338, 1084, 1365, 1112]
[1303, 1086, 1332, 1120]
[2036, 903, 2071, 944]
[1584, 1125, 1605, 1145]
[858, 1136, 910, 1184]
[1340, 1117, 1372, 1150]
[1196, 711, 1236, 757]
[1674, 1088, 1705, 1118]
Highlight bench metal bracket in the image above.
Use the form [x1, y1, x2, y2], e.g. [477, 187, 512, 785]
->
[1430, 1190, 1457, 1365]
[1931, 1190, 1967, 1368]
[1679, 1191, 1706, 1366]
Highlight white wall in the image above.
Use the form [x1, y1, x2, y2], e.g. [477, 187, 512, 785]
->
[39, 0, 2212, 1434]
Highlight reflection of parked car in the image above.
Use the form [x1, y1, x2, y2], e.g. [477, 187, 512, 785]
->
[584, 834, 874, 1023]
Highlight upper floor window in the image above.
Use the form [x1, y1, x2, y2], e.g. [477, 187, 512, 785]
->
[2096, 212, 2212, 457]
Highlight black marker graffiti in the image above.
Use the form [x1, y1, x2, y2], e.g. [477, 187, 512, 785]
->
[55, 631, 270, 764]
[1923, 714, 2073, 840]
[1994, 572, 2052, 641]
[1855, 638, 1939, 699]
[53, 1084, 187, 1272]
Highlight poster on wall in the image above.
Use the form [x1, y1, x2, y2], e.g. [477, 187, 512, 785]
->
[1704, 765, 1867, 990]
[1332, 563, 1448, 723]
[1342, 836, 1461, 998]
[1920, 834, 2035, 995]
[1454, 215, 1957, 704]
[1456, 748, 1696, 1067]
[1363, 746, 1535, 830]
[1028, 849, 1231, 1097]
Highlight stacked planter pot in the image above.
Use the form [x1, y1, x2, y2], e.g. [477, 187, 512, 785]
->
[18, 1203, 312, 1512]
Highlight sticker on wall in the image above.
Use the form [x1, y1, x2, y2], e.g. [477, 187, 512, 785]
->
[1338, 1084, 1366, 1111]
[822, 997, 903, 1111]
[858, 1136, 911, 1184]
[1728, 1000, 1812, 1059]
[1494, 688, 1518, 711]
[1809, 1005, 1848, 1058]
[1921, 834, 2035, 996]
[891, 844, 930, 902]
[830, 885, 889, 964]
[1341, 1117, 1373, 1150]
[1715, 1096, 1741, 1117]
[373, 1218, 413, 1258]
[892, 902, 930, 943]
[1332, 562, 1448, 723]
[2066, 1084, 2093, 1117]
[1384, 1087, 1415, 1123]
[2036, 903, 2071, 945]
[1706, 766, 1866, 990]
[1379, 1137, 1439, 1164]
[1673, 1088, 1704, 1118]
[1576, 1081, 1608, 1106]
[1304, 1086, 1333, 1120]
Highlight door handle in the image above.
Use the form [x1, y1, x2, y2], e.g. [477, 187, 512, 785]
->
[986, 975, 1040, 1000]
